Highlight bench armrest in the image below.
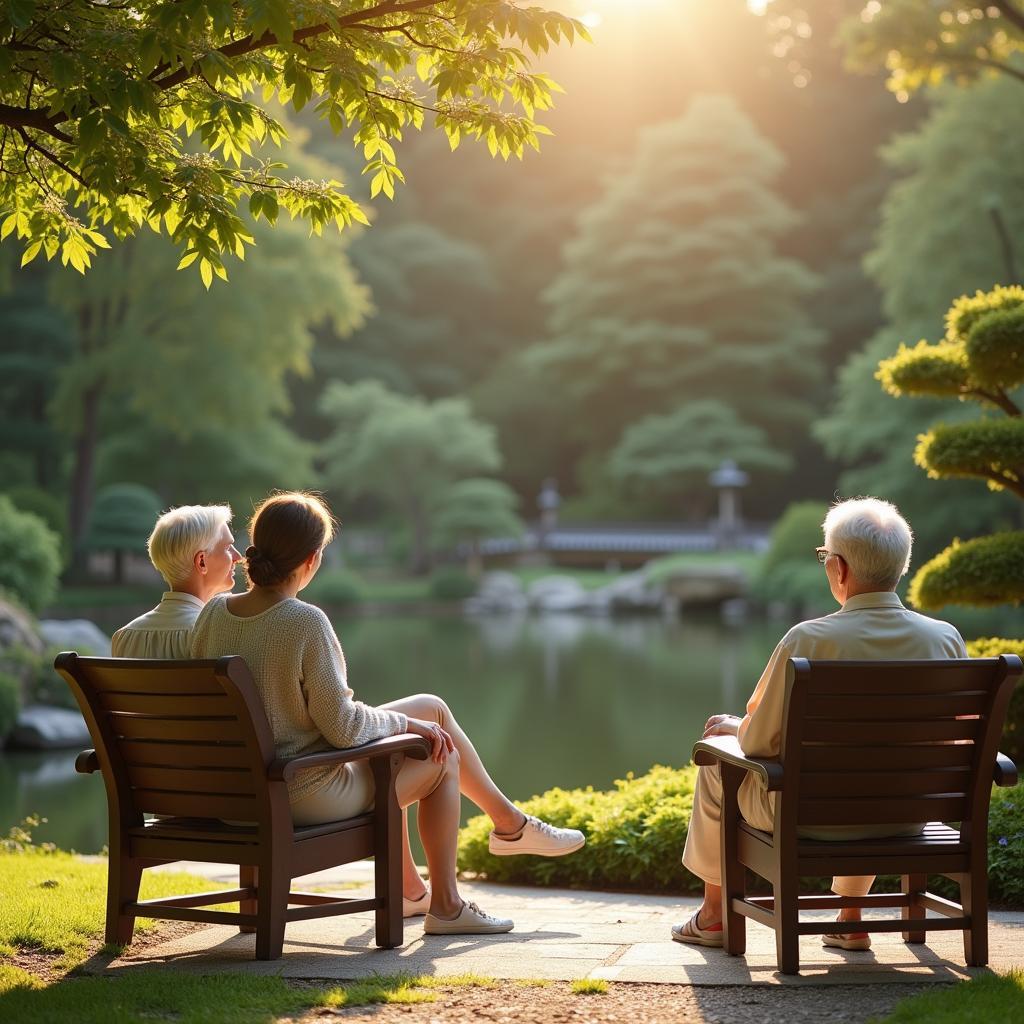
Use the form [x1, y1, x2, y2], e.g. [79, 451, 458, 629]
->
[994, 752, 1018, 788]
[268, 733, 432, 783]
[75, 749, 100, 774]
[692, 734, 784, 792]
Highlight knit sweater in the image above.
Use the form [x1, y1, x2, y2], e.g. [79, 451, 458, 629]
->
[190, 595, 407, 803]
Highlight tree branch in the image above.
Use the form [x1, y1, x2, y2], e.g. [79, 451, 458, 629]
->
[0, 102, 73, 143]
[17, 126, 89, 188]
[982, 468, 1024, 500]
[993, 1, 1024, 36]
[154, 0, 448, 91]
[968, 387, 1023, 417]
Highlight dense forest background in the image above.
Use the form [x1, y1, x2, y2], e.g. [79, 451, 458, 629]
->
[2, 0, 1021, 576]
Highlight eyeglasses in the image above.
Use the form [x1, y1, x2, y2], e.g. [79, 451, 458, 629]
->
[815, 547, 836, 565]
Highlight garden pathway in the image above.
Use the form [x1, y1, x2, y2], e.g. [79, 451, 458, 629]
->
[95, 860, 1024, 987]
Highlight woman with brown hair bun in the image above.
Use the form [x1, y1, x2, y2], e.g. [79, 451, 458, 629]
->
[191, 491, 584, 936]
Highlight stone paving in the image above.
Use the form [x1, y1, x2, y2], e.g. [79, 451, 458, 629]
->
[100, 860, 1024, 986]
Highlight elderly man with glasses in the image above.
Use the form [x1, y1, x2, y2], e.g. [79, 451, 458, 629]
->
[672, 497, 967, 952]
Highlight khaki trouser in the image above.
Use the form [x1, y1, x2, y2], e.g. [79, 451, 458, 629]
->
[682, 762, 880, 898]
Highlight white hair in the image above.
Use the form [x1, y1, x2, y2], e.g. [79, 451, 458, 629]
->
[822, 497, 913, 591]
[147, 504, 232, 588]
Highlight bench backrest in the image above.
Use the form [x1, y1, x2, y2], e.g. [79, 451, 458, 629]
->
[778, 656, 1021, 836]
[55, 653, 283, 831]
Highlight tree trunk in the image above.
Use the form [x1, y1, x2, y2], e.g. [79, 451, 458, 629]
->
[113, 549, 125, 585]
[408, 499, 432, 576]
[68, 380, 102, 574]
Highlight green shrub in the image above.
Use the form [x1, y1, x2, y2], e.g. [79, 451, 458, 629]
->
[0, 496, 62, 613]
[751, 502, 832, 610]
[0, 671, 20, 740]
[457, 763, 1024, 905]
[305, 569, 364, 607]
[3, 486, 69, 566]
[457, 765, 700, 893]
[429, 567, 478, 601]
[966, 637, 1024, 767]
[82, 483, 162, 555]
[988, 786, 1024, 907]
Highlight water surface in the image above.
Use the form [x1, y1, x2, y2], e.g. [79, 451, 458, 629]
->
[0, 612, 781, 853]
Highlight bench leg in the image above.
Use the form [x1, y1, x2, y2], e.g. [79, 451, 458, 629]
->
[901, 873, 926, 944]
[961, 868, 988, 967]
[773, 877, 800, 975]
[720, 764, 746, 957]
[372, 753, 404, 949]
[106, 849, 143, 947]
[255, 862, 289, 961]
[240, 865, 258, 935]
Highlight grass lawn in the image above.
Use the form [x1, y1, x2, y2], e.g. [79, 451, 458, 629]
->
[1, 846, 1021, 1023]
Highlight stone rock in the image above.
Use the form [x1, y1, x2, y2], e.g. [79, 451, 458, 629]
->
[9, 704, 91, 750]
[589, 571, 666, 613]
[38, 619, 112, 657]
[465, 572, 529, 614]
[0, 597, 44, 681]
[526, 575, 591, 613]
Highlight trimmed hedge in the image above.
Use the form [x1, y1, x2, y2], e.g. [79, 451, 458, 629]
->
[457, 763, 1024, 905]
[458, 765, 700, 893]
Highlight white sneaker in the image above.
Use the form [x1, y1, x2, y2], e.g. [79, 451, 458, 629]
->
[403, 887, 430, 918]
[488, 815, 585, 857]
[424, 900, 514, 935]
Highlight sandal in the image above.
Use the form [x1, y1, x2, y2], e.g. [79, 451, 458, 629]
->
[670, 910, 724, 947]
[823, 931, 871, 951]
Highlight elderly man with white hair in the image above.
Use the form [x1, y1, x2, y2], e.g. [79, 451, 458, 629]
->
[672, 497, 967, 952]
[111, 504, 242, 658]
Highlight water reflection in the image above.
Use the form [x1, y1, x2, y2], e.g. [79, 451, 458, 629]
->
[0, 612, 781, 853]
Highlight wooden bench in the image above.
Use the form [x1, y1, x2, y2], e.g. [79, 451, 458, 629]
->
[693, 655, 1021, 975]
[55, 652, 430, 960]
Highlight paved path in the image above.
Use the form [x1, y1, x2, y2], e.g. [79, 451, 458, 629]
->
[102, 860, 1024, 986]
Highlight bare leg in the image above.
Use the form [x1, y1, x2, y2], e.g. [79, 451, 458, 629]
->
[383, 694, 524, 835]
[697, 882, 723, 928]
[415, 748, 463, 919]
[402, 808, 427, 900]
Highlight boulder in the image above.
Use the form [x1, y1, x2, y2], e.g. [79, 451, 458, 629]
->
[9, 704, 91, 750]
[38, 619, 112, 657]
[466, 572, 528, 614]
[526, 575, 591, 613]
[590, 571, 666, 613]
[0, 597, 44, 691]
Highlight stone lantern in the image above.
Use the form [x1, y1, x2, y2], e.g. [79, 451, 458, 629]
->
[709, 460, 748, 549]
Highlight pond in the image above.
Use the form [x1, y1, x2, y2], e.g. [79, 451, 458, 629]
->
[0, 611, 783, 854]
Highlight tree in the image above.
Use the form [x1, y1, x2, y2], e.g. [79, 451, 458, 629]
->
[37, 135, 370, 555]
[432, 477, 523, 575]
[528, 94, 822, 489]
[842, 1, 1024, 102]
[318, 380, 502, 572]
[0, 1, 585, 281]
[607, 400, 790, 517]
[815, 74, 1024, 554]
[82, 483, 163, 583]
[0, 266, 71, 489]
[875, 283, 1024, 765]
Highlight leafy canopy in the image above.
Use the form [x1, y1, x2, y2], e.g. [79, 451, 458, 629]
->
[0, 1, 585, 284]
[842, 1, 1024, 101]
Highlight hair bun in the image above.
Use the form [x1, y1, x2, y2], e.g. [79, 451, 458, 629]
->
[245, 545, 259, 559]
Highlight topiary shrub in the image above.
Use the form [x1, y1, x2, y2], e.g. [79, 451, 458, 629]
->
[458, 765, 701, 893]
[909, 534, 1024, 610]
[0, 670, 20, 743]
[0, 496, 62, 613]
[304, 569, 364, 608]
[429, 567, 478, 601]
